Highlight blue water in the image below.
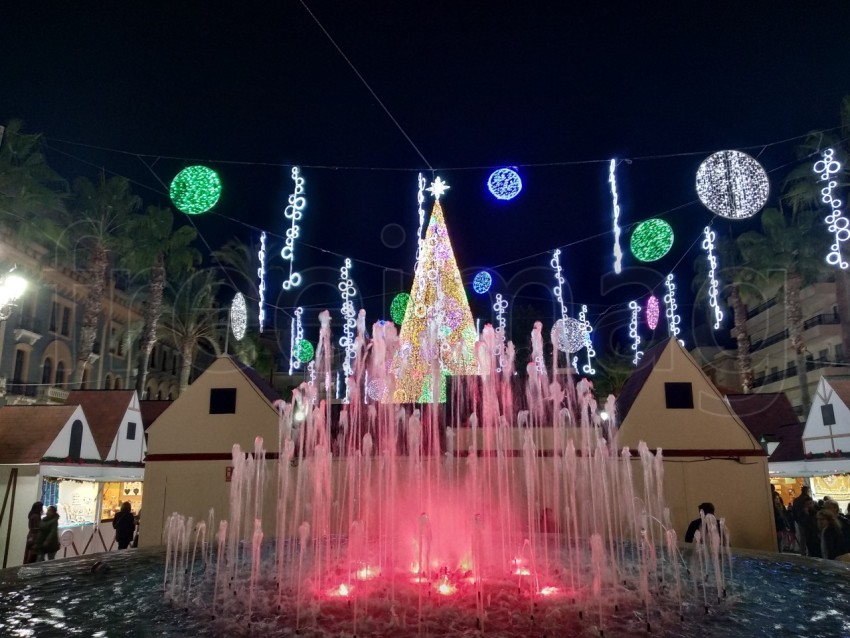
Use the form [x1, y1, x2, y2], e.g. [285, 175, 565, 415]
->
[1, 549, 849, 637]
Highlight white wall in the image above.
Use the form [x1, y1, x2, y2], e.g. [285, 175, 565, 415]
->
[0, 465, 41, 569]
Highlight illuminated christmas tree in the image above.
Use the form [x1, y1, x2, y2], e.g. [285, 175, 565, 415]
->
[393, 178, 478, 403]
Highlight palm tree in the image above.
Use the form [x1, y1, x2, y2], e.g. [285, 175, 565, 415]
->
[737, 206, 827, 413]
[0, 119, 66, 232]
[119, 205, 200, 394]
[61, 175, 141, 386]
[159, 267, 223, 394]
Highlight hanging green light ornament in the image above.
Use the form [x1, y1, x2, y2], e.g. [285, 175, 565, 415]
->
[170, 165, 222, 214]
[390, 292, 411, 325]
[297, 338, 314, 363]
[630, 219, 674, 262]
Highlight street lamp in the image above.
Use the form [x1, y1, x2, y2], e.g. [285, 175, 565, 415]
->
[0, 269, 27, 320]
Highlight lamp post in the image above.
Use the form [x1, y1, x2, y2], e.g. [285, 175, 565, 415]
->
[0, 269, 29, 397]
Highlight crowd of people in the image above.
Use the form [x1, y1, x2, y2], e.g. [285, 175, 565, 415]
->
[773, 485, 850, 560]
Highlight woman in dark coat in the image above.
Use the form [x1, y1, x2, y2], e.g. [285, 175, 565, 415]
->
[818, 509, 849, 560]
[24, 502, 43, 564]
[33, 505, 60, 561]
[112, 502, 136, 550]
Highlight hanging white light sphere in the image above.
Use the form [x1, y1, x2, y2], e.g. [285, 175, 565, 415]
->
[696, 150, 769, 220]
[230, 292, 248, 341]
[551, 317, 587, 354]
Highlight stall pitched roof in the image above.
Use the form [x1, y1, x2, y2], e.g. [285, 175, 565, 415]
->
[725, 392, 800, 440]
[615, 339, 669, 423]
[769, 423, 805, 462]
[0, 405, 79, 464]
[229, 356, 280, 405]
[64, 390, 135, 459]
[140, 400, 172, 431]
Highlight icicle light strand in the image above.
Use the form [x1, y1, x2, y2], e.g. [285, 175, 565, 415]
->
[494, 293, 508, 373]
[609, 159, 623, 274]
[629, 301, 643, 365]
[814, 148, 850, 269]
[702, 226, 724, 328]
[579, 304, 596, 375]
[281, 166, 306, 290]
[339, 258, 357, 402]
[258, 231, 266, 332]
[664, 274, 683, 345]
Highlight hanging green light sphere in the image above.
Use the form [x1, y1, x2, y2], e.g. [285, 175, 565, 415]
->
[390, 292, 411, 325]
[297, 338, 314, 363]
[630, 219, 674, 262]
[170, 165, 222, 214]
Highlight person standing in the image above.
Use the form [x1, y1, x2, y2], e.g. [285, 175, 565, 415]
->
[33, 505, 60, 561]
[112, 502, 136, 550]
[685, 502, 719, 543]
[817, 509, 849, 560]
[792, 486, 813, 555]
[24, 502, 43, 564]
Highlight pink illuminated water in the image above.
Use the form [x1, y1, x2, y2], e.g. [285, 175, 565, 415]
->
[163, 316, 732, 636]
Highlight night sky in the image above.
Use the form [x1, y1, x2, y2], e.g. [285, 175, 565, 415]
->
[3, 2, 850, 359]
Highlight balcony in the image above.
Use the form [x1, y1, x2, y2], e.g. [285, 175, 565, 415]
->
[752, 356, 843, 389]
[7, 383, 39, 398]
[746, 296, 778, 319]
[749, 313, 841, 353]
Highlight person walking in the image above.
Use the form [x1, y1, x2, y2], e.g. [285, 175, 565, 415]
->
[24, 502, 43, 564]
[33, 505, 60, 561]
[112, 502, 136, 550]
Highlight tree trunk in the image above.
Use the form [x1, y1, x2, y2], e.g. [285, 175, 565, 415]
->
[134, 255, 166, 395]
[179, 341, 195, 395]
[72, 243, 108, 387]
[786, 272, 811, 414]
[834, 269, 850, 361]
[729, 285, 753, 393]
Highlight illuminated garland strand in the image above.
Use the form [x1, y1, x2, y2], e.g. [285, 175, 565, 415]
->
[551, 249, 569, 373]
[339, 258, 357, 402]
[258, 231, 266, 333]
[281, 166, 306, 290]
[289, 307, 304, 374]
[579, 304, 596, 375]
[629, 301, 643, 365]
[494, 293, 508, 373]
[664, 274, 683, 345]
[702, 226, 724, 329]
[413, 173, 427, 301]
[814, 148, 849, 269]
[646, 295, 660, 330]
[609, 159, 623, 274]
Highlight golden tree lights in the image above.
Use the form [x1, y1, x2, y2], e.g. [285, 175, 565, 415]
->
[393, 193, 477, 403]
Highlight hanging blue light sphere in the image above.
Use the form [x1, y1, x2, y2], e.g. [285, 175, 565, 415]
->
[472, 271, 492, 294]
[487, 168, 522, 200]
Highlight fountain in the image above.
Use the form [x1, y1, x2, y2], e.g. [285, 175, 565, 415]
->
[155, 311, 733, 637]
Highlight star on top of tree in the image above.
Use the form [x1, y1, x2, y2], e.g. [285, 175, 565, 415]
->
[426, 176, 450, 200]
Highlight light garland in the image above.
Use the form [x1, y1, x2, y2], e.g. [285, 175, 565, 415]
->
[702, 226, 724, 328]
[630, 219, 674, 262]
[281, 166, 306, 291]
[413, 173, 427, 301]
[487, 168, 522, 200]
[646, 295, 660, 330]
[472, 270, 492, 294]
[813, 148, 850, 269]
[696, 150, 769, 220]
[609, 159, 623, 274]
[339, 258, 357, 402]
[494, 293, 508, 373]
[629, 301, 643, 365]
[258, 231, 266, 333]
[297, 338, 314, 363]
[426, 176, 450, 200]
[579, 304, 596, 375]
[230, 292, 247, 342]
[551, 248, 569, 342]
[664, 274, 683, 345]
[289, 307, 304, 375]
[169, 165, 222, 215]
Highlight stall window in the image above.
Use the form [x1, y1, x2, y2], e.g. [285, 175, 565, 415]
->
[127, 422, 137, 440]
[822, 404, 836, 426]
[210, 388, 237, 414]
[664, 382, 693, 409]
[69, 420, 83, 461]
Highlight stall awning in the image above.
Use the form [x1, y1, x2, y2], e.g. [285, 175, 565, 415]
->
[40, 464, 144, 482]
[769, 458, 850, 478]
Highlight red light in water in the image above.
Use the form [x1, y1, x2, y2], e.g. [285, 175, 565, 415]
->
[514, 567, 531, 576]
[329, 583, 351, 597]
[355, 566, 377, 580]
[539, 586, 559, 596]
[436, 577, 456, 596]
